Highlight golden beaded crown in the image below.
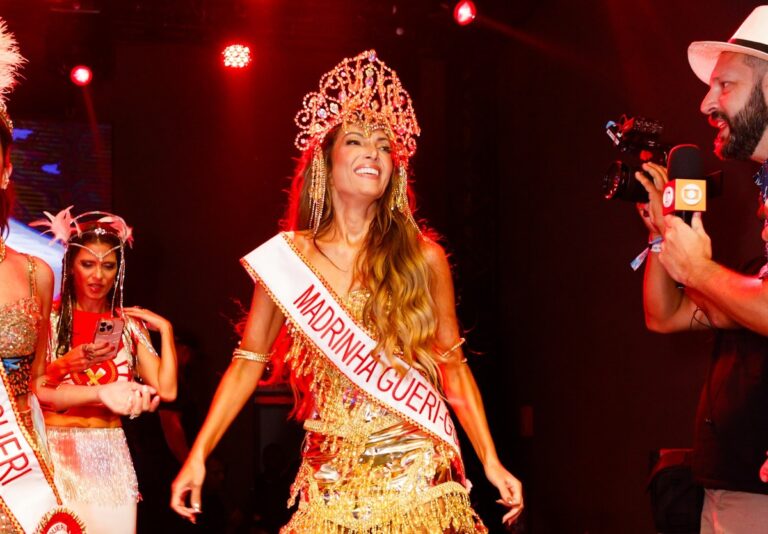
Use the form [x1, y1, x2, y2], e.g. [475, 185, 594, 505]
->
[294, 50, 420, 161]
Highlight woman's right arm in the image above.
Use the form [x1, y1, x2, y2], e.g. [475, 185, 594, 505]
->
[170, 282, 284, 523]
[44, 342, 114, 382]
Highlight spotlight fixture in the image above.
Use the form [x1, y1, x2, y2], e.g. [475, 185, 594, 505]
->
[222, 44, 252, 69]
[69, 65, 93, 86]
[453, 1, 477, 26]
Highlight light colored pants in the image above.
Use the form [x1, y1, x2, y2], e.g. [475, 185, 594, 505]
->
[701, 488, 768, 534]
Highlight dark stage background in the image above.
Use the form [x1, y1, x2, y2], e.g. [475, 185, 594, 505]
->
[2, 0, 768, 532]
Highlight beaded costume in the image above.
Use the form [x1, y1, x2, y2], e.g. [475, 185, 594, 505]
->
[240, 50, 490, 532]
[242, 235, 486, 534]
[32, 208, 166, 533]
[44, 310, 154, 533]
[0, 257, 45, 531]
[0, 256, 41, 400]
[0, 256, 69, 533]
[280, 289, 484, 533]
[0, 18, 83, 533]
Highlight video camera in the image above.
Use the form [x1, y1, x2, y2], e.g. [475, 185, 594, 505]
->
[602, 115, 723, 203]
[602, 115, 669, 202]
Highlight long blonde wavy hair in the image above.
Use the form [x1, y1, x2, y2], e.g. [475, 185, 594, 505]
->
[283, 126, 442, 387]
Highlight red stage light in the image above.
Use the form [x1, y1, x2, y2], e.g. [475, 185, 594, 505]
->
[69, 65, 93, 86]
[453, 1, 477, 26]
[223, 44, 252, 69]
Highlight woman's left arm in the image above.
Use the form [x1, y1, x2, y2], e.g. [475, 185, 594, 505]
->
[122, 307, 177, 402]
[424, 241, 523, 526]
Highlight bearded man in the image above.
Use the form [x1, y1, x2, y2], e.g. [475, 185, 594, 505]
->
[636, 6, 768, 533]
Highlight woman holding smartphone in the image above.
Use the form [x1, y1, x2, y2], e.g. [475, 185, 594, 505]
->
[32, 209, 178, 534]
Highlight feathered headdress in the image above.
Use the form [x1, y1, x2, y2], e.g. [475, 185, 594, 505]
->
[31, 208, 134, 314]
[0, 19, 25, 140]
[30, 207, 134, 248]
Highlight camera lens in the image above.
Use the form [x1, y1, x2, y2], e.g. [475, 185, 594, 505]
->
[602, 161, 649, 203]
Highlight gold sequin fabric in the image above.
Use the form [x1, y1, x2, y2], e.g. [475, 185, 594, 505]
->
[0, 297, 40, 398]
[46, 426, 138, 506]
[281, 290, 486, 533]
[0, 510, 18, 532]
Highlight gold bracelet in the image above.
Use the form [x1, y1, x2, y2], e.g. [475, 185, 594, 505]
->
[232, 348, 271, 364]
[438, 337, 466, 361]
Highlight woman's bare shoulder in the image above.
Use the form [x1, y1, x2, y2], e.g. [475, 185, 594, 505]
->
[288, 230, 314, 256]
[419, 236, 449, 272]
[5, 249, 54, 286]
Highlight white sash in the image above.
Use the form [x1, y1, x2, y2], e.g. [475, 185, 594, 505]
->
[0, 369, 81, 533]
[241, 233, 461, 454]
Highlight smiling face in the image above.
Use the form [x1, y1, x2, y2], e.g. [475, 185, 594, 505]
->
[700, 52, 768, 161]
[71, 241, 119, 308]
[328, 124, 394, 205]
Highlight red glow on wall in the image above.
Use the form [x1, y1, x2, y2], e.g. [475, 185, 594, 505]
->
[222, 44, 252, 69]
[69, 65, 93, 86]
[453, 1, 477, 26]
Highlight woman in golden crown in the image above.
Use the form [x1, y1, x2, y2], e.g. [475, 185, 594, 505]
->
[171, 50, 523, 532]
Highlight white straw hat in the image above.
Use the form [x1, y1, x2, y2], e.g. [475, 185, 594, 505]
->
[689, 6, 768, 83]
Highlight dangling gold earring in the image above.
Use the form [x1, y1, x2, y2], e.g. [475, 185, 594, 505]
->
[309, 145, 327, 235]
[392, 163, 419, 232]
[0, 168, 9, 190]
[390, 163, 405, 211]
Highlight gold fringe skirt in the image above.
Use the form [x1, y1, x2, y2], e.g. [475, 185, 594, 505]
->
[282, 479, 485, 533]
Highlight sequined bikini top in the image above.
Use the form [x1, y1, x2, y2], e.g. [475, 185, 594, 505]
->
[0, 255, 41, 397]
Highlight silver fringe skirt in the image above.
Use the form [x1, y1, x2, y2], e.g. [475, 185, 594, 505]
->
[46, 426, 139, 506]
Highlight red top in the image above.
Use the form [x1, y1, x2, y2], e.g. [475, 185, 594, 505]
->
[44, 309, 131, 428]
[69, 309, 126, 387]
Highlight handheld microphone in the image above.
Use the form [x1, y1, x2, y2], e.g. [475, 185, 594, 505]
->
[662, 144, 706, 225]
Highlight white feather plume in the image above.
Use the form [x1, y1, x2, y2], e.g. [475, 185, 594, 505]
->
[98, 215, 134, 247]
[29, 206, 77, 245]
[0, 18, 24, 106]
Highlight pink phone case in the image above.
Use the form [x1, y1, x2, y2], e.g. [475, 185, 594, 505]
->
[93, 317, 124, 357]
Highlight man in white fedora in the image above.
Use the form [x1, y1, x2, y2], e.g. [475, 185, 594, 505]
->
[636, 6, 768, 533]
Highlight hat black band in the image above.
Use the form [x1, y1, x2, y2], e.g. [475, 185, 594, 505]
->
[729, 38, 768, 55]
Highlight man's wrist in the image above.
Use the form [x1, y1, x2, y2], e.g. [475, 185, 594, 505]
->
[685, 257, 718, 289]
[648, 234, 663, 253]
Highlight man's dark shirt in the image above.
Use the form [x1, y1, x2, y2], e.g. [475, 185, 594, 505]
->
[693, 318, 768, 494]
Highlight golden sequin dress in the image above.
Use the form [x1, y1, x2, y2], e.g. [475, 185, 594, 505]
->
[281, 289, 486, 534]
[0, 256, 47, 532]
